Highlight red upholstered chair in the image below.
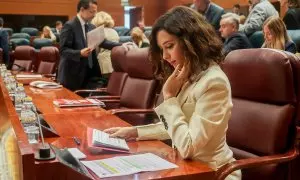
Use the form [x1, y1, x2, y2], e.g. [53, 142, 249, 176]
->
[90, 47, 159, 125]
[75, 46, 128, 98]
[11, 45, 35, 71]
[215, 49, 300, 180]
[36, 46, 59, 74]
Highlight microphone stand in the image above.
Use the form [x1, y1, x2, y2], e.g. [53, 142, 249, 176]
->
[32, 106, 56, 161]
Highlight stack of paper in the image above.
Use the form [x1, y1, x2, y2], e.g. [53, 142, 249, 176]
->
[53, 98, 105, 108]
[81, 153, 178, 178]
[16, 74, 43, 79]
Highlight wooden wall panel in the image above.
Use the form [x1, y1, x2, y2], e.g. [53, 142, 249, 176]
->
[0, 0, 77, 19]
[98, 0, 124, 26]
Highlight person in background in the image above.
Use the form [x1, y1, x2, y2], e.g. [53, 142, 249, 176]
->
[239, 0, 278, 36]
[232, 4, 241, 15]
[40, 26, 56, 42]
[191, 0, 225, 31]
[262, 16, 297, 53]
[91, 11, 119, 78]
[55, 21, 63, 34]
[104, 6, 241, 180]
[130, 27, 149, 48]
[0, 17, 9, 67]
[283, 0, 300, 29]
[137, 19, 145, 32]
[219, 13, 252, 56]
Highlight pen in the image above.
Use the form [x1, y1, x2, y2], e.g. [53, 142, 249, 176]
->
[73, 137, 81, 145]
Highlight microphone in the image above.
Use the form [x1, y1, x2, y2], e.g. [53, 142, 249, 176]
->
[31, 106, 56, 161]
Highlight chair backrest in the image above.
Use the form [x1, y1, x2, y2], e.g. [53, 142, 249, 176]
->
[36, 47, 59, 74]
[10, 38, 30, 48]
[2, 28, 13, 36]
[114, 26, 130, 36]
[12, 46, 35, 71]
[119, 36, 132, 43]
[20, 27, 39, 36]
[108, 46, 129, 96]
[222, 48, 300, 180]
[0, 48, 3, 63]
[33, 38, 53, 49]
[11, 33, 30, 40]
[120, 47, 157, 109]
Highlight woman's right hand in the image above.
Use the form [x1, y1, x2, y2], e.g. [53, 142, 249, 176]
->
[103, 127, 138, 141]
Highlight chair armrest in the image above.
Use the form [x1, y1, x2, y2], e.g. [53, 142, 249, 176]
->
[43, 74, 56, 78]
[110, 108, 154, 115]
[100, 99, 121, 103]
[74, 88, 108, 94]
[215, 147, 299, 180]
[89, 95, 121, 100]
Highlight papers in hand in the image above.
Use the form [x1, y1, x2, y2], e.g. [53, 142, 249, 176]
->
[53, 98, 105, 108]
[87, 25, 105, 50]
[87, 128, 129, 153]
[30, 81, 62, 89]
[81, 153, 178, 178]
[16, 74, 43, 79]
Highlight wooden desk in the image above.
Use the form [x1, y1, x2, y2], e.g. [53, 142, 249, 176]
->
[0, 77, 216, 180]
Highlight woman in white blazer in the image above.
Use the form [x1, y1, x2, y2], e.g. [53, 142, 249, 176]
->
[104, 6, 241, 180]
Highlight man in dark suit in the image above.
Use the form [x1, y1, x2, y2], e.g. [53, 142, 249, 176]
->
[283, 0, 300, 30]
[0, 17, 10, 67]
[58, 0, 122, 91]
[55, 21, 63, 34]
[219, 13, 252, 56]
[191, 0, 225, 31]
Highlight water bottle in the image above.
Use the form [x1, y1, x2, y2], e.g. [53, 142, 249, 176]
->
[14, 83, 26, 113]
[20, 96, 37, 127]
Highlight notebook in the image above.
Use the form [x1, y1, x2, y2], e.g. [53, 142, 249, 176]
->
[53, 98, 105, 108]
[87, 127, 130, 153]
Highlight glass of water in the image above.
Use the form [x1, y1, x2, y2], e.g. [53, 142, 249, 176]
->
[24, 126, 39, 144]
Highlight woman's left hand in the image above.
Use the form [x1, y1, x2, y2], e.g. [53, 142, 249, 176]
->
[162, 63, 189, 100]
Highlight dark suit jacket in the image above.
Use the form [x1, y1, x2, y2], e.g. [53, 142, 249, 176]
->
[58, 16, 121, 91]
[0, 29, 10, 66]
[283, 8, 300, 30]
[223, 32, 252, 55]
[205, 3, 225, 31]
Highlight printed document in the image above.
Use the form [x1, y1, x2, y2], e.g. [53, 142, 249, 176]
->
[81, 153, 178, 178]
[87, 25, 105, 50]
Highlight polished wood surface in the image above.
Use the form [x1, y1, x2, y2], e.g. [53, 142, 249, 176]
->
[0, 75, 216, 180]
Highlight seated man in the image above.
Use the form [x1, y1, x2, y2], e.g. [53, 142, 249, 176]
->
[0, 17, 9, 67]
[239, 0, 278, 36]
[191, 0, 225, 31]
[219, 13, 252, 56]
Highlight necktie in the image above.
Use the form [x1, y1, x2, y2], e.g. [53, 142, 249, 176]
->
[84, 23, 93, 68]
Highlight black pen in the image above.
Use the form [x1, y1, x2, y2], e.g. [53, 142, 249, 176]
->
[73, 137, 81, 145]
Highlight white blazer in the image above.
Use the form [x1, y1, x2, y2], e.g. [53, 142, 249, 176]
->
[136, 64, 241, 180]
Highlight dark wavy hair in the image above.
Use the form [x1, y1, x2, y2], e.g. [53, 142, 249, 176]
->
[149, 6, 224, 82]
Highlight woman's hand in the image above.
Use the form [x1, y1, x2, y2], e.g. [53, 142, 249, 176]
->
[162, 63, 190, 100]
[103, 127, 138, 141]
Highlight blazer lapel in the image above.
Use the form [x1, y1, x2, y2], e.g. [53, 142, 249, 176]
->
[74, 17, 86, 47]
[176, 81, 198, 106]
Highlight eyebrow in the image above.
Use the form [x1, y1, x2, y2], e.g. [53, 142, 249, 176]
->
[162, 40, 173, 46]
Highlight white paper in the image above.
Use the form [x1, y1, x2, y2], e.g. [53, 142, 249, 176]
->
[29, 81, 62, 89]
[16, 74, 42, 79]
[67, 148, 87, 160]
[92, 129, 129, 151]
[81, 153, 178, 178]
[87, 25, 105, 50]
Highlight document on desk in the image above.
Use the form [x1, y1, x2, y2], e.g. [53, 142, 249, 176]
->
[81, 153, 178, 178]
[87, 25, 105, 50]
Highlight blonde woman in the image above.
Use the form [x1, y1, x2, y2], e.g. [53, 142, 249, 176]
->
[40, 26, 56, 42]
[130, 27, 149, 48]
[262, 16, 297, 53]
[91, 11, 119, 76]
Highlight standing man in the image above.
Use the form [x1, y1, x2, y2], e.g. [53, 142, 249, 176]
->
[239, 0, 278, 36]
[219, 13, 252, 56]
[191, 0, 225, 31]
[55, 21, 63, 34]
[58, 0, 122, 91]
[0, 17, 10, 67]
